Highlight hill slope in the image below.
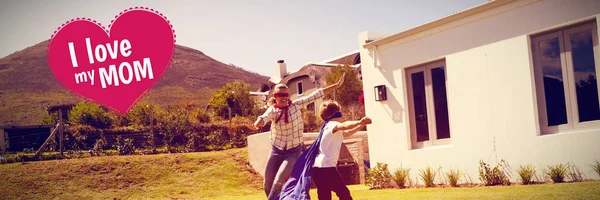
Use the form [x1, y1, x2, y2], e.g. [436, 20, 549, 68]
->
[0, 148, 264, 199]
[0, 40, 269, 125]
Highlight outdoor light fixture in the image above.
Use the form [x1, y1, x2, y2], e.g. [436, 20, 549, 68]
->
[374, 85, 387, 101]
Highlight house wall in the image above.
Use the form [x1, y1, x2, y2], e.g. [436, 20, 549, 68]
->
[288, 77, 322, 113]
[359, 0, 600, 183]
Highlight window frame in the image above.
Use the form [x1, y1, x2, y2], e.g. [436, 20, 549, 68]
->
[405, 59, 451, 149]
[531, 20, 600, 135]
[297, 81, 304, 96]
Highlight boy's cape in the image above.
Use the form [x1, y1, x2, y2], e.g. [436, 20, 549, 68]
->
[276, 121, 329, 200]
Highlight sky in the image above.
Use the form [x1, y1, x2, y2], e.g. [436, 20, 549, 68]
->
[0, 0, 487, 78]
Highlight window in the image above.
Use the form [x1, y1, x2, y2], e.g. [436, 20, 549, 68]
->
[531, 21, 600, 134]
[297, 81, 304, 95]
[406, 60, 451, 148]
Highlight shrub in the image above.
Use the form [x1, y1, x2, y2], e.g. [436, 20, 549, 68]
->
[68, 101, 113, 129]
[126, 104, 159, 127]
[567, 163, 583, 182]
[64, 125, 103, 150]
[189, 108, 211, 123]
[419, 166, 437, 187]
[517, 164, 536, 185]
[365, 162, 393, 189]
[479, 159, 511, 186]
[39, 111, 60, 125]
[113, 135, 135, 155]
[546, 163, 568, 183]
[446, 169, 462, 187]
[392, 166, 411, 189]
[90, 137, 108, 156]
[155, 106, 191, 150]
[302, 109, 322, 132]
[592, 160, 600, 178]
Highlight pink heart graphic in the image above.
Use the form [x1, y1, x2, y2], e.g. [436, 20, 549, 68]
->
[47, 7, 175, 114]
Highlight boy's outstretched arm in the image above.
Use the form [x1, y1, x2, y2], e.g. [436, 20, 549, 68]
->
[333, 117, 372, 133]
[343, 124, 366, 137]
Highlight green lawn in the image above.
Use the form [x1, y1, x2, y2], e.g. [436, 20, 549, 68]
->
[220, 181, 600, 200]
[1, 148, 598, 200]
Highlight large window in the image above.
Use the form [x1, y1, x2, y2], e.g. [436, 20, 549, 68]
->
[531, 21, 600, 134]
[406, 60, 451, 148]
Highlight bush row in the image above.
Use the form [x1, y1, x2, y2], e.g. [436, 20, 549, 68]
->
[365, 159, 600, 189]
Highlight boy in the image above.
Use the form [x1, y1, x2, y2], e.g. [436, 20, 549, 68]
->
[312, 100, 372, 200]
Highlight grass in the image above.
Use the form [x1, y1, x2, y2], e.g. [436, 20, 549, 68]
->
[0, 148, 263, 200]
[1, 148, 599, 200]
[220, 181, 600, 200]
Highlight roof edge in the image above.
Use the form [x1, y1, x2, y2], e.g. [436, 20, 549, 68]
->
[363, 0, 516, 49]
[316, 50, 360, 64]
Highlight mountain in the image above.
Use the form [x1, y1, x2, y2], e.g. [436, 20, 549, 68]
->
[0, 40, 270, 126]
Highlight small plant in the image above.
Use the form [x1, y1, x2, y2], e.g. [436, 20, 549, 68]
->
[517, 164, 536, 185]
[478, 159, 510, 186]
[365, 162, 393, 189]
[90, 137, 108, 156]
[567, 162, 583, 182]
[113, 135, 135, 155]
[446, 169, 462, 187]
[419, 166, 437, 188]
[592, 160, 600, 178]
[392, 166, 411, 189]
[546, 163, 568, 183]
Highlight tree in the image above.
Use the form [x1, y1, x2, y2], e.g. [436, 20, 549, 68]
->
[325, 63, 363, 107]
[208, 80, 255, 118]
[68, 101, 113, 129]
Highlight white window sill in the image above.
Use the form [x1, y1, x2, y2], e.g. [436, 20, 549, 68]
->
[540, 127, 600, 137]
[409, 144, 454, 151]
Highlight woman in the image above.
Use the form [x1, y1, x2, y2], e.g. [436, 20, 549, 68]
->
[249, 74, 345, 200]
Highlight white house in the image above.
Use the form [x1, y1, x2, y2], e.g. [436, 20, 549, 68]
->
[358, 0, 600, 183]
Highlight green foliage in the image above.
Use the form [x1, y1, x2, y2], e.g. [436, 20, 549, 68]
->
[446, 169, 462, 187]
[567, 163, 583, 182]
[39, 111, 59, 125]
[90, 137, 108, 156]
[517, 164, 536, 185]
[302, 109, 323, 132]
[365, 162, 393, 189]
[592, 160, 600, 178]
[189, 107, 211, 123]
[155, 105, 192, 151]
[113, 135, 135, 155]
[125, 104, 159, 127]
[392, 166, 411, 189]
[546, 163, 568, 183]
[64, 124, 103, 150]
[68, 101, 112, 129]
[419, 166, 437, 187]
[325, 63, 363, 107]
[208, 81, 255, 118]
[479, 159, 511, 186]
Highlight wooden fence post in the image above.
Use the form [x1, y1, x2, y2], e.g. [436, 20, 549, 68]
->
[59, 108, 64, 156]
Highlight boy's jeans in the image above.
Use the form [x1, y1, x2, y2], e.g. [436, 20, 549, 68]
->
[264, 145, 302, 200]
[312, 167, 353, 200]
